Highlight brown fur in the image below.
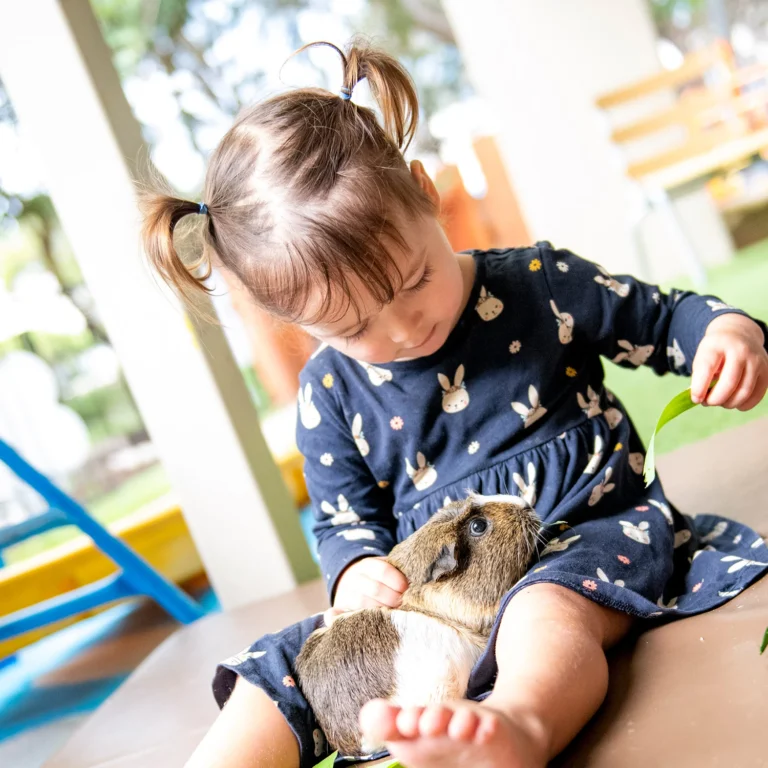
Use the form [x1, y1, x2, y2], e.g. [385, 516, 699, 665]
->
[295, 495, 539, 756]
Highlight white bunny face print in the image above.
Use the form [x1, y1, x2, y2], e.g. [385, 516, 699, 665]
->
[584, 435, 604, 475]
[549, 300, 574, 344]
[298, 383, 321, 429]
[628, 452, 644, 474]
[513, 462, 537, 506]
[320, 494, 360, 526]
[619, 520, 651, 544]
[612, 340, 654, 366]
[699, 520, 728, 543]
[351, 413, 370, 457]
[476, 285, 504, 321]
[313, 729, 326, 758]
[222, 648, 266, 666]
[576, 386, 602, 419]
[357, 360, 393, 386]
[596, 567, 625, 588]
[405, 451, 438, 491]
[438, 364, 470, 413]
[541, 533, 581, 557]
[706, 299, 733, 312]
[588, 467, 616, 506]
[648, 498, 673, 526]
[593, 265, 630, 297]
[604, 407, 623, 429]
[720, 555, 768, 573]
[336, 527, 377, 541]
[666, 338, 686, 370]
[511, 384, 547, 428]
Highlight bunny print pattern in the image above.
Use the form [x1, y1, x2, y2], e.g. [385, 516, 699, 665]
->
[214, 244, 768, 767]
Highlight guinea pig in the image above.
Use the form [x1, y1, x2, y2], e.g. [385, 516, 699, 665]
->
[295, 493, 540, 757]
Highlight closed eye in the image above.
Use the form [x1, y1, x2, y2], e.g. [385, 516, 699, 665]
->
[405, 264, 434, 293]
[343, 321, 369, 344]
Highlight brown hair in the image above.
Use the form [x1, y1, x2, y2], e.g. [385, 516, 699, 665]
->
[140, 39, 438, 325]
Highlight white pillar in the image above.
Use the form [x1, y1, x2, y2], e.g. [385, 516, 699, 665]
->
[442, 0, 733, 280]
[0, 0, 317, 609]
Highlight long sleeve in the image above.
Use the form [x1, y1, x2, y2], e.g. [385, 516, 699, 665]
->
[538, 243, 767, 377]
[296, 369, 396, 598]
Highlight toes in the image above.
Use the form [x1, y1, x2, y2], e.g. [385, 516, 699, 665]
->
[359, 699, 401, 744]
[418, 705, 454, 738]
[395, 706, 425, 739]
[475, 709, 501, 746]
[447, 707, 481, 742]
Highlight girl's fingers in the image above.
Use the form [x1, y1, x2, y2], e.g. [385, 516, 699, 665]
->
[705, 357, 742, 406]
[323, 607, 347, 626]
[724, 365, 756, 410]
[365, 558, 409, 594]
[738, 371, 768, 412]
[361, 575, 404, 608]
[690, 347, 722, 403]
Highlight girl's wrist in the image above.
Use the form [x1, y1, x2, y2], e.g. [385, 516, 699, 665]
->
[705, 313, 764, 345]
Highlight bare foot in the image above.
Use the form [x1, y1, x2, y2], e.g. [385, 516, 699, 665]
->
[359, 699, 548, 768]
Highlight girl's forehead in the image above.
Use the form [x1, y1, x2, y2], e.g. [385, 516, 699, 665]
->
[300, 238, 428, 336]
[301, 279, 381, 336]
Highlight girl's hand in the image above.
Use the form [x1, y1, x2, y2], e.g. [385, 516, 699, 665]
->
[691, 314, 768, 410]
[333, 556, 408, 611]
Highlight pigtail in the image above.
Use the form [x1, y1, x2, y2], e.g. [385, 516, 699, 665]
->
[294, 39, 420, 152]
[139, 192, 213, 303]
[345, 39, 420, 152]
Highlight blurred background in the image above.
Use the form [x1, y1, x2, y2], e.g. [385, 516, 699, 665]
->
[0, 1, 767, 765]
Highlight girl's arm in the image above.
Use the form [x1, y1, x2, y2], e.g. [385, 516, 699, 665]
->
[538, 243, 768, 402]
[296, 369, 400, 601]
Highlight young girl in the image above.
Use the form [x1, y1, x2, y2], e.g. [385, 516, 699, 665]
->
[142, 41, 768, 768]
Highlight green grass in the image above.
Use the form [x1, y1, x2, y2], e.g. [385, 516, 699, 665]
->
[3, 463, 171, 566]
[604, 238, 768, 453]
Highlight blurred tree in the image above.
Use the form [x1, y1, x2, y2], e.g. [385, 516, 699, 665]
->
[650, 0, 768, 60]
[90, 0, 464, 166]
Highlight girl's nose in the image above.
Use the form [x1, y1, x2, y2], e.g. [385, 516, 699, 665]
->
[387, 306, 424, 345]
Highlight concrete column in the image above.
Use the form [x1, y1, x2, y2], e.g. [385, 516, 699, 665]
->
[441, 0, 733, 281]
[0, 0, 317, 609]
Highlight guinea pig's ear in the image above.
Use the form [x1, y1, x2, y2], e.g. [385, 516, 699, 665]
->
[425, 543, 458, 583]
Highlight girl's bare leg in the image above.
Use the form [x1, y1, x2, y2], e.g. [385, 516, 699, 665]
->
[360, 582, 633, 768]
[186, 677, 300, 768]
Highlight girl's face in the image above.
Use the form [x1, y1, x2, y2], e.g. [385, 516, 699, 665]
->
[302, 166, 470, 365]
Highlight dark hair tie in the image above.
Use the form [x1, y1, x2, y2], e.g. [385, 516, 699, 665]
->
[339, 86, 352, 101]
[198, 202, 209, 216]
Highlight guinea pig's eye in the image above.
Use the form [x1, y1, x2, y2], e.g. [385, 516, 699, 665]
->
[469, 517, 489, 537]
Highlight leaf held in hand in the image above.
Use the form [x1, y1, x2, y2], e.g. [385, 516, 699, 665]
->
[643, 385, 716, 487]
[311, 752, 404, 768]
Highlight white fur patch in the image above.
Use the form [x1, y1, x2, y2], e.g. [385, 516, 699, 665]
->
[388, 611, 482, 707]
[467, 492, 525, 507]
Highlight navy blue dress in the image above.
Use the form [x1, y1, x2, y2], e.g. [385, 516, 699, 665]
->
[213, 243, 768, 766]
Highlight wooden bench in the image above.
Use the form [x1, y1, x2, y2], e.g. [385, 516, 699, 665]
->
[597, 41, 768, 286]
[45, 419, 768, 767]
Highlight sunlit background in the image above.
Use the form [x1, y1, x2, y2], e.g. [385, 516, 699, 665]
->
[1, 1, 768, 764]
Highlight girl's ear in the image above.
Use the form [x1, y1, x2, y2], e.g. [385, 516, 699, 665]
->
[410, 159, 440, 208]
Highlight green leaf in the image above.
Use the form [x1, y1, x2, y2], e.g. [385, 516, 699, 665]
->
[311, 753, 406, 768]
[312, 752, 339, 768]
[643, 387, 702, 487]
[640, 385, 768, 654]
